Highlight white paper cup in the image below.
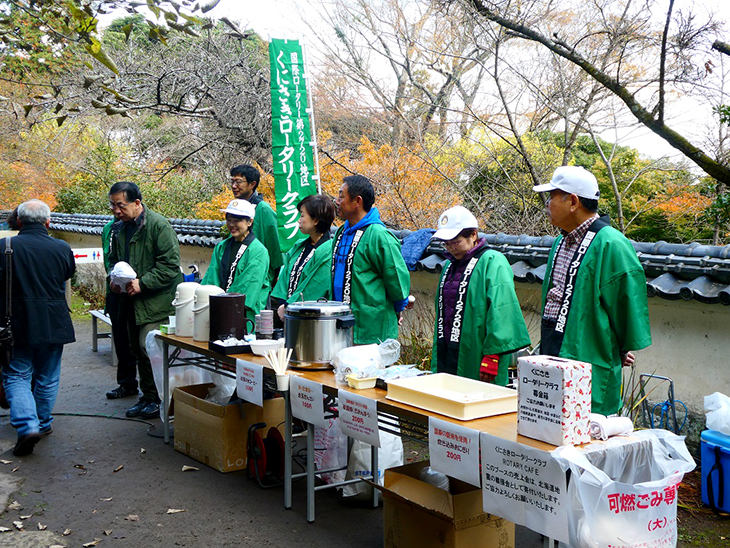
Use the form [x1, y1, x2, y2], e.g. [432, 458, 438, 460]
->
[276, 374, 290, 391]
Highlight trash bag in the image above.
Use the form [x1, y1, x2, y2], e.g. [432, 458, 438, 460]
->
[553, 429, 695, 548]
[705, 392, 730, 436]
[313, 418, 348, 485]
[342, 432, 404, 500]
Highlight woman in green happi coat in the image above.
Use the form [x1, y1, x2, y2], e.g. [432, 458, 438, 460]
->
[430, 206, 531, 385]
[271, 194, 336, 321]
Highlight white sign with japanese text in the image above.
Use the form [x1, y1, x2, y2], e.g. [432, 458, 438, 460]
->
[480, 432, 569, 543]
[428, 417, 481, 487]
[337, 390, 380, 448]
[236, 359, 263, 407]
[290, 376, 327, 427]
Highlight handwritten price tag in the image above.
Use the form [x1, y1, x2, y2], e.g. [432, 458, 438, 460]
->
[338, 390, 380, 447]
[236, 360, 263, 407]
[428, 417, 480, 487]
[290, 376, 327, 427]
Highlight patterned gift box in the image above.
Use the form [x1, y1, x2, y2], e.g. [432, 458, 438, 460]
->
[517, 355, 592, 446]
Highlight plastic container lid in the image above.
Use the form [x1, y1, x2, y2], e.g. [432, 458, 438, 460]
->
[286, 300, 351, 318]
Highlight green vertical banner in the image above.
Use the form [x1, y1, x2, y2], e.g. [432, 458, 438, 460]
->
[269, 38, 317, 253]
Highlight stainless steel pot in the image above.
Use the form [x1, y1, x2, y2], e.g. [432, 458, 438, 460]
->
[284, 301, 355, 369]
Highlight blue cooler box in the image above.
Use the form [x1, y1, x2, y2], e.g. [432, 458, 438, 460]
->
[701, 429, 730, 512]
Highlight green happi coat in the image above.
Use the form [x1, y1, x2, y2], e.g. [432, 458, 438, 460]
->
[431, 250, 531, 385]
[541, 226, 652, 415]
[251, 199, 283, 285]
[201, 236, 270, 322]
[331, 224, 410, 344]
[270, 237, 333, 304]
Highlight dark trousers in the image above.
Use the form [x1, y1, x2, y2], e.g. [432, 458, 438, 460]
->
[107, 292, 137, 391]
[119, 296, 161, 404]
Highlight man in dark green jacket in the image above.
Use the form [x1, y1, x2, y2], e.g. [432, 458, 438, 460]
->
[534, 166, 652, 416]
[107, 182, 182, 419]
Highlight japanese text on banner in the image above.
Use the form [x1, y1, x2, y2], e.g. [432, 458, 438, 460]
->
[269, 38, 317, 252]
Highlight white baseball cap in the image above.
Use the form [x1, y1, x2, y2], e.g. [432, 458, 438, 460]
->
[533, 166, 600, 200]
[222, 199, 255, 219]
[432, 206, 478, 241]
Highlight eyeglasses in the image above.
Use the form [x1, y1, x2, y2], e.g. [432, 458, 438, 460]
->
[230, 177, 248, 187]
[108, 201, 132, 210]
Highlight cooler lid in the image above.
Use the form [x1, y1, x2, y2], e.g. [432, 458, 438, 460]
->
[286, 300, 351, 317]
[701, 429, 730, 446]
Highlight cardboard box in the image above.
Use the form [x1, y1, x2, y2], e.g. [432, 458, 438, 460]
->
[173, 383, 285, 473]
[517, 355, 591, 446]
[380, 461, 514, 548]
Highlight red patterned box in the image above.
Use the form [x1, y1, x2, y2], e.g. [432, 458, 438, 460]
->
[517, 355, 592, 446]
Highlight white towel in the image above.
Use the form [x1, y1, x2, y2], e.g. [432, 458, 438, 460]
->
[589, 413, 634, 440]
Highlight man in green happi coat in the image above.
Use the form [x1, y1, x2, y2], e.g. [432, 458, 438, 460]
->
[331, 175, 410, 344]
[534, 166, 652, 416]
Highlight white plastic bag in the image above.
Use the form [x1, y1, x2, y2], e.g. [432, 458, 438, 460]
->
[313, 418, 348, 485]
[341, 432, 403, 500]
[146, 330, 236, 407]
[332, 344, 381, 384]
[705, 392, 730, 435]
[553, 429, 695, 548]
[109, 261, 137, 290]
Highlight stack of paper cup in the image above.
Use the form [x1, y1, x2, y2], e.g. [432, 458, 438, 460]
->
[259, 310, 274, 339]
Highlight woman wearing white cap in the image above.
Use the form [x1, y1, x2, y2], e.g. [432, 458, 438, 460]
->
[201, 199, 270, 322]
[431, 206, 531, 384]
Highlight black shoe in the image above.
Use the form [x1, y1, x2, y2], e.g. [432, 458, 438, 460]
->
[140, 401, 160, 420]
[126, 398, 150, 418]
[13, 432, 41, 456]
[107, 386, 138, 399]
[39, 425, 53, 439]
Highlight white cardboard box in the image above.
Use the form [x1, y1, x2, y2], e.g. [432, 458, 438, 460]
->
[517, 355, 591, 446]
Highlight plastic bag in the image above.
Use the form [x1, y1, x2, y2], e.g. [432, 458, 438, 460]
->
[341, 432, 403, 500]
[109, 261, 137, 290]
[146, 330, 236, 407]
[313, 418, 348, 484]
[378, 338, 401, 366]
[332, 344, 381, 384]
[705, 392, 730, 435]
[553, 429, 695, 548]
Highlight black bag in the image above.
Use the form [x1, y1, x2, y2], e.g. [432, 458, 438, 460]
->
[0, 236, 13, 369]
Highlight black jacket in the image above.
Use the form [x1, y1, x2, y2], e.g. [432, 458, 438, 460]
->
[0, 223, 75, 346]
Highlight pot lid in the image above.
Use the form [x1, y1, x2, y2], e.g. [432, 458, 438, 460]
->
[286, 300, 352, 317]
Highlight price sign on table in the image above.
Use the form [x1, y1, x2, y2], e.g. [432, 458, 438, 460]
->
[290, 376, 327, 427]
[337, 390, 380, 447]
[236, 360, 263, 407]
[428, 417, 481, 487]
[480, 432, 569, 543]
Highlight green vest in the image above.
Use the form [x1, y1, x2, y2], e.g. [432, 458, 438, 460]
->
[271, 237, 333, 304]
[331, 224, 410, 344]
[252, 200, 283, 285]
[201, 236, 271, 322]
[431, 250, 531, 385]
[541, 226, 652, 415]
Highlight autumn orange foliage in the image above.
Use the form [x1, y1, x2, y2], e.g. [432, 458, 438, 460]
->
[195, 164, 277, 220]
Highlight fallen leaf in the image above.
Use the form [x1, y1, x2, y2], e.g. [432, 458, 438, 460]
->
[140, 448, 146, 454]
[20, 514, 33, 520]
[63, 529, 72, 535]
[74, 464, 86, 470]
[166, 508, 186, 514]
[92, 509, 97, 514]
[38, 522, 47, 530]
[125, 514, 139, 522]
[13, 521, 23, 530]
[181, 465, 198, 472]
[87, 460, 95, 464]
[49, 545, 66, 548]
[113, 464, 124, 473]
[0, 526, 10, 532]
[0, 459, 12, 465]
[11, 466, 19, 472]
[7, 501, 21, 511]
[103, 530, 112, 536]
[99, 497, 112, 502]
[83, 540, 102, 547]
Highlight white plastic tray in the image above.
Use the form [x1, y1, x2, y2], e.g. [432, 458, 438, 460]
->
[385, 373, 518, 421]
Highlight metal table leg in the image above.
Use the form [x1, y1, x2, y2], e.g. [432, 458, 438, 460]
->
[163, 340, 170, 444]
[284, 389, 292, 509]
[371, 443, 378, 508]
[306, 422, 316, 523]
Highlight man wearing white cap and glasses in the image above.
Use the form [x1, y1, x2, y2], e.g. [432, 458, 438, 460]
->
[201, 199, 270, 323]
[534, 166, 652, 416]
[430, 206, 530, 384]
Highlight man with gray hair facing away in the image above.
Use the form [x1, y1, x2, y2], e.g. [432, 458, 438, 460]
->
[0, 200, 75, 456]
